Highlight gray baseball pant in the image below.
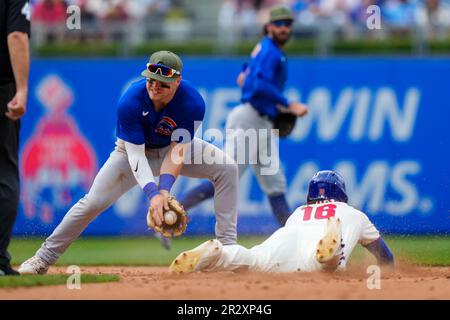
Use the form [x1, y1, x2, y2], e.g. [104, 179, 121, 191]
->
[37, 138, 238, 265]
[225, 103, 287, 195]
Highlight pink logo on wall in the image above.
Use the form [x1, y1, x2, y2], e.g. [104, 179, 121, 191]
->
[20, 75, 98, 224]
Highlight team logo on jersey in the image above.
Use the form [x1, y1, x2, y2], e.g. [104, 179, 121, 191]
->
[20, 75, 98, 225]
[155, 116, 177, 136]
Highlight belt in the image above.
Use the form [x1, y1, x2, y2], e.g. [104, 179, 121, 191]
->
[257, 111, 272, 121]
[245, 102, 273, 121]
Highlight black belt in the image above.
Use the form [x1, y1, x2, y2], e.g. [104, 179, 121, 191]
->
[257, 111, 273, 121]
[246, 103, 273, 121]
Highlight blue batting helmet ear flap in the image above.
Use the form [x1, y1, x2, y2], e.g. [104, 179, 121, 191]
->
[307, 170, 348, 204]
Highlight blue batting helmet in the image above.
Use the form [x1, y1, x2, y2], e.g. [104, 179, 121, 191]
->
[307, 170, 348, 203]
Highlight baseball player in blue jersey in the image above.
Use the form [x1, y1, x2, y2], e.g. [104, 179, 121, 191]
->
[178, 6, 308, 227]
[18, 51, 239, 275]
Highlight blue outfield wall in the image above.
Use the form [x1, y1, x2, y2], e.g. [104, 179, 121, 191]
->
[13, 57, 450, 237]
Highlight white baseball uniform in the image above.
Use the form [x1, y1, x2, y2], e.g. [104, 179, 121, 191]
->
[207, 200, 380, 272]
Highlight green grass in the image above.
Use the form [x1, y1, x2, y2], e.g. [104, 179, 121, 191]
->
[35, 42, 121, 57]
[384, 236, 450, 266]
[33, 38, 450, 57]
[8, 235, 450, 267]
[341, 236, 450, 267]
[9, 236, 265, 266]
[0, 274, 119, 289]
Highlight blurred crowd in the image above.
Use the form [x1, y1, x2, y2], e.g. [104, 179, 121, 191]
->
[220, 0, 450, 39]
[31, 0, 172, 22]
[29, 0, 450, 46]
[30, 0, 179, 44]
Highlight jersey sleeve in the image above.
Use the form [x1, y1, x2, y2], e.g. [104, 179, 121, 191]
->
[256, 50, 279, 81]
[124, 141, 155, 189]
[252, 52, 289, 107]
[358, 212, 381, 245]
[172, 94, 205, 143]
[7, 0, 31, 36]
[116, 95, 145, 145]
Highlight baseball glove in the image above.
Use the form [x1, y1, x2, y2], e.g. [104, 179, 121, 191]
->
[272, 112, 297, 138]
[147, 195, 188, 238]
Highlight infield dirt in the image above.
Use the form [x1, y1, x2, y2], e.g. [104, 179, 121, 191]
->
[1, 263, 449, 299]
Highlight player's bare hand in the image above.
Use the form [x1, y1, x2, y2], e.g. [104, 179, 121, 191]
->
[5, 90, 27, 120]
[159, 189, 170, 211]
[236, 71, 246, 88]
[150, 194, 165, 226]
[288, 102, 308, 117]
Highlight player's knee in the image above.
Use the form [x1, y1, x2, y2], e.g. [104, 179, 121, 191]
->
[263, 182, 286, 195]
[263, 174, 287, 194]
[267, 191, 285, 198]
[225, 162, 238, 181]
[214, 162, 238, 184]
[78, 194, 107, 216]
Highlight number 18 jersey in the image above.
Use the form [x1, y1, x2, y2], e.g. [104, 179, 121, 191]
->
[283, 200, 380, 270]
[251, 200, 380, 272]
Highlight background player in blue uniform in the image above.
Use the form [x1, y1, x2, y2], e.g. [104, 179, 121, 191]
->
[178, 6, 308, 228]
[18, 51, 239, 275]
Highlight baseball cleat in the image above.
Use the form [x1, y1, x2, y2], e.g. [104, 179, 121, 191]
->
[315, 217, 343, 266]
[18, 255, 50, 275]
[0, 265, 19, 276]
[154, 232, 172, 251]
[168, 239, 222, 274]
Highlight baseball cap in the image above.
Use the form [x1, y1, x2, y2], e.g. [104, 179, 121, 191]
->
[141, 51, 183, 83]
[268, 6, 294, 23]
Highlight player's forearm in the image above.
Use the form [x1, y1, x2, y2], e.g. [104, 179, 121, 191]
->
[7, 31, 30, 92]
[159, 142, 188, 192]
[237, 62, 249, 87]
[236, 72, 246, 88]
[363, 237, 395, 266]
[124, 141, 159, 200]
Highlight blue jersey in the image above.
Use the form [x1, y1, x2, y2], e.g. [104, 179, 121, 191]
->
[241, 36, 289, 118]
[116, 79, 205, 149]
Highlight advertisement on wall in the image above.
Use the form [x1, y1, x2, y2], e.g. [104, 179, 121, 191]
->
[13, 58, 450, 236]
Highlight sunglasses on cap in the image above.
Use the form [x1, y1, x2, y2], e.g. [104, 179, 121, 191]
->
[147, 63, 180, 78]
[271, 19, 293, 27]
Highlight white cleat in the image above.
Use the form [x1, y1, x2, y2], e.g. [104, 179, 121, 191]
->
[169, 239, 222, 275]
[18, 255, 50, 275]
[316, 217, 344, 270]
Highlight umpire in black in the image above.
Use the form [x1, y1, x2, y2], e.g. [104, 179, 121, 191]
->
[0, 0, 30, 275]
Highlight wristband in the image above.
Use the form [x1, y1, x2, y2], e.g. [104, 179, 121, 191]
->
[143, 182, 159, 201]
[159, 174, 176, 192]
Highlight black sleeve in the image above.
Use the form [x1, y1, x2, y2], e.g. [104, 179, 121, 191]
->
[7, 0, 30, 36]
